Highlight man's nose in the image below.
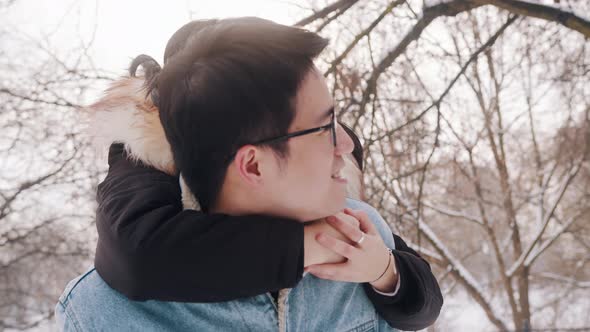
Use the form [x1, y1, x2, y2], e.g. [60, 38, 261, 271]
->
[335, 123, 354, 155]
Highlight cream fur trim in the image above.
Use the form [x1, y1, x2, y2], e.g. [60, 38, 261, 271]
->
[85, 77, 175, 175]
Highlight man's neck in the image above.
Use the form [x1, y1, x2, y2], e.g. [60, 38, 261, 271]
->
[210, 185, 263, 216]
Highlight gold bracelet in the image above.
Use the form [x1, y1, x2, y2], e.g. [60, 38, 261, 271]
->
[370, 248, 393, 283]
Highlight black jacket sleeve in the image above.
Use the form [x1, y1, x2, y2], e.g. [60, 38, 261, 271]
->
[95, 143, 443, 330]
[363, 234, 444, 331]
[94, 144, 304, 302]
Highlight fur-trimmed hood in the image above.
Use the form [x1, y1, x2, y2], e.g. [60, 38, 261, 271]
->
[85, 77, 200, 209]
[86, 77, 175, 175]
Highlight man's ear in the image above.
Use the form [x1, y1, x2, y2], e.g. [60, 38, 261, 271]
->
[233, 145, 264, 185]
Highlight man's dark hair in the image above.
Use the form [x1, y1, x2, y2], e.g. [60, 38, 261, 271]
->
[152, 17, 328, 212]
[163, 19, 219, 64]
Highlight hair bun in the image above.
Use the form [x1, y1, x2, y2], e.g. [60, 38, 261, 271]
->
[129, 54, 162, 107]
[129, 54, 161, 80]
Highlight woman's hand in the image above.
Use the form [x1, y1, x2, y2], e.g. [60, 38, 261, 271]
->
[305, 209, 398, 293]
[303, 218, 348, 267]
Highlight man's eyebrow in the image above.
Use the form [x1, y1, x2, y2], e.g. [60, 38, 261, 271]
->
[317, 106, 334, 124]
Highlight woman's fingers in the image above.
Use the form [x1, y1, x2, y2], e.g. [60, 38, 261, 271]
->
[334, 212, 360, 228]
[326, 215, 364, 244]
[306, 263, 351, 281]
[343, 208, 377, 235]
[306, 208, 397, 285]
[316, 233, 358, 259]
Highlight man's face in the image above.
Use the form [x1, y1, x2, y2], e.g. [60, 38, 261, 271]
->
[263, 67, 354, 221]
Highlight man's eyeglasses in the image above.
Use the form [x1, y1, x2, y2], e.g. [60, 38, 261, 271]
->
[253, 109, 338, 147]
[226, 109, 338, 163]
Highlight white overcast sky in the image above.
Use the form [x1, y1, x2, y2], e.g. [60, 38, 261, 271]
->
[3, 0, 307, 75]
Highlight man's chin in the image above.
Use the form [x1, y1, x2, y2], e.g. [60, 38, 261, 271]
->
[316, 197, 347, 220]
[276, 194, 347, 222]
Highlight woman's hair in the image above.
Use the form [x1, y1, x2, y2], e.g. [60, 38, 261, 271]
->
[341, 123, 363, 172]
[128, 19, 219, 109]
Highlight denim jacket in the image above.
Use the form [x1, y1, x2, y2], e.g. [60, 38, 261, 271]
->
[55, 199, 399, 332]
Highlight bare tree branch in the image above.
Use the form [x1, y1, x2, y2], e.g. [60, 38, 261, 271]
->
[423, 201, 485, 226]
[365, 14, 518, 144]
[356, 0, 485, 129]
[412, 214, 510, 331]
[472, 0, 590, 38]
[324, 0, 405, 76]
[506, 159, 586, 277]
[294, 0, 359, 27]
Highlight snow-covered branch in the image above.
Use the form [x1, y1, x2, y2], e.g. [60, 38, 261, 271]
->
[524, 208, 590, 268]
[403, 212, 509, 331]
[506, 160, 584, 277]
[423, 200, 485, 226]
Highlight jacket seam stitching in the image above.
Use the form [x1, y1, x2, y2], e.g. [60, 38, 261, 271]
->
[60, 268, 96, 306]
[58, 301, 83, 332]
